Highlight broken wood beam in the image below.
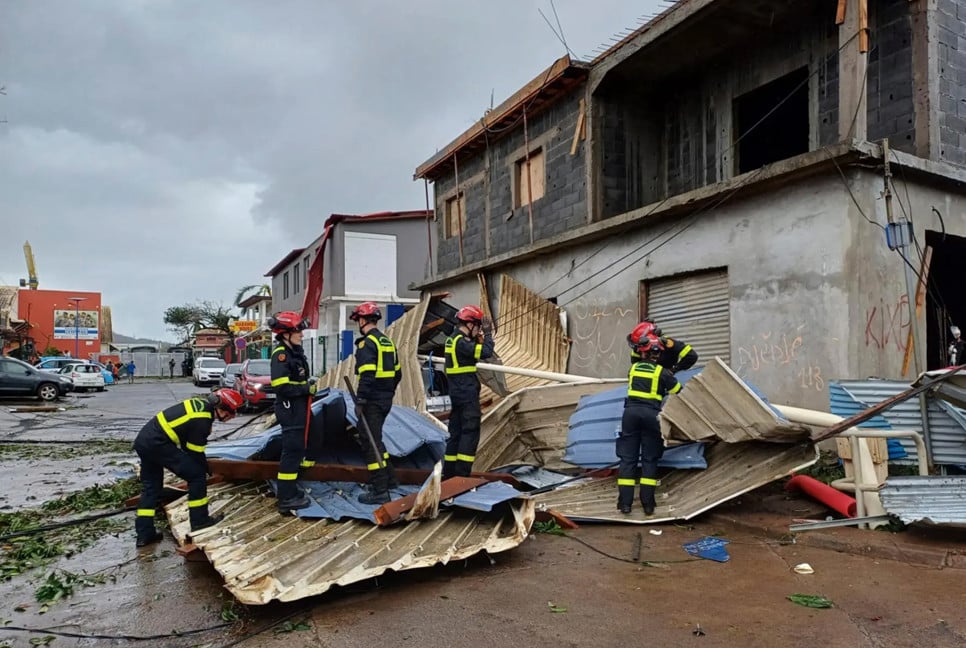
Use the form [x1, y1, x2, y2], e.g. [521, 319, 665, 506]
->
[535, 508, 579, 530]
[206, 459, 520, 487]
[811, 365, 966, 443]
[374, 477, 488, 526]
[902, 245, 933, 377]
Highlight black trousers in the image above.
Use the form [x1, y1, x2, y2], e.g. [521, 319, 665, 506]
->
[444, 399, 482, 478]
[275, 396, 309, 501]
[133, 437, 208, 535]
[360, 400, 395, 491]
[616, 404, 664, 509]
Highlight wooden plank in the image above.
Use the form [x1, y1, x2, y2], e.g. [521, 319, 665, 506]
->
[419, 317, 445, 336]
[835, 0, 847, 25]
[206, 458, 520, 487]
[374, 477, 488, 526]
[124, 476, 225, 507]
[858, 0, 869, 52]
[570, 98, 586, 156]
[902, 245, 933, 376]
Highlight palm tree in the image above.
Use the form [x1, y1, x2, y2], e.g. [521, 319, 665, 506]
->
[234, 284, 271, 310]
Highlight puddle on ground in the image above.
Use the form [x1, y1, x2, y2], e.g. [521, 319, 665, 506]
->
[0, 454, 135, 511]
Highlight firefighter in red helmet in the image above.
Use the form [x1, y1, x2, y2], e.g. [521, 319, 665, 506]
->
[442, 305, 494, 479]
[618, 333, 681, 516]
[628, 319, 698, 374]
[132, 388, 243, 547]
[349, 301, 401, 504]
[267, 311, 315, 514]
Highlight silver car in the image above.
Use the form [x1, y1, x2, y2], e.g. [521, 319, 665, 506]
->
[220, 363, 243, 389]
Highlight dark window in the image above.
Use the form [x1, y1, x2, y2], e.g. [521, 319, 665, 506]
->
[283, 271, 290, 299]
[294, 263, 300, 294]
[734, 67, 809, 174]
[304, 255, 310, 288]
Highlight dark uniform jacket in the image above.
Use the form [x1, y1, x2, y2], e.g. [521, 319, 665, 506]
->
[626, 361, 681, 410]
[271, 342, 311, 400]
[354, 327, 401, 403]
[630, 336, 698, 373]
[444, 331, 495, 404]
[135, 397, 215, 457]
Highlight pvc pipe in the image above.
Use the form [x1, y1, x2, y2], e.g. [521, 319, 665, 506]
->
[785, 474, 858, 518]
[417, 355, 601, 384]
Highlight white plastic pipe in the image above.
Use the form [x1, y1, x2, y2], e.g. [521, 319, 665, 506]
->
[417, 354, 602, 384]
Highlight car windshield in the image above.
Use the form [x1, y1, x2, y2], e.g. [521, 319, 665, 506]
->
[225, 364, 242, 374]
[198, 359, 226, 368]
[247, 360, 271, 376]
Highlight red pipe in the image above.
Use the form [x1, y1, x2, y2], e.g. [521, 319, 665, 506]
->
[785, 474, 857, 518]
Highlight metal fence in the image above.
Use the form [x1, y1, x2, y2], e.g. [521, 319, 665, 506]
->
[94, 351, 190, 378]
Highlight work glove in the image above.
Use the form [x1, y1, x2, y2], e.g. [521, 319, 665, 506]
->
[481, 316, 494, 335]
[309, 382, 318, 396]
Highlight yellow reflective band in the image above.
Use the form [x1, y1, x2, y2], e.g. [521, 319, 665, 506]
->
[639, 477, 658, 486]
[367, 461, 382, 471]
[136, 508, 155, 517]
[271, 376, 291, 386]
[357, 363, 377, 374]
[627, 363, 664, 401]
[156, 412, 181, 446]
[444, 334, 477, 375]
[443, 454, 458, 462]
[186, 442, 205, 453]
[616, 478, 637, 486]
[187, 497, 208, 508]
[273, 346, 286, 354]
[277, 472, 298, 480]
[473, 343, 482, 360]
[678, 344, 693, 362]
[300, 459, 316, 468]
[382, 452, 389, 459]
[669, 382, 681, 394]
[357, 334, 398, 379]
[456, 454, 475, 462]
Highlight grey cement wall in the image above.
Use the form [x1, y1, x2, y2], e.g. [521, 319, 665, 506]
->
[270, 235, 322, 315]
[867, 0, 916, 152]
[936, 0, 966, 166]
[330, 219, 431, 299]
[433, 88, 588, 274]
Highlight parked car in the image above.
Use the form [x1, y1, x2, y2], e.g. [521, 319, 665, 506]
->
[58, 363, 106, 392]
[193, 357, 227, 387]
[234, 359, 273, 411]
[88, 361, 116, 385]
[219, 363, 243, 389]
[36, 357, 82, 373]
[0, 356, 73, 401]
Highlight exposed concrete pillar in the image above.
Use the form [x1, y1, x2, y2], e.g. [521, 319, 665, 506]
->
[838, 0, 869, 141]
[910, 0, 939, 160]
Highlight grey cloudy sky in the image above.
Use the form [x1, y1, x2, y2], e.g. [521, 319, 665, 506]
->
[0, 1, 662, 341]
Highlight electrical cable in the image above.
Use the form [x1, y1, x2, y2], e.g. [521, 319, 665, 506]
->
[554, 533, 701, 565]
[0, 622, 232, 642]
[212, 605, 317, 648]
[0, 507, 134, 542]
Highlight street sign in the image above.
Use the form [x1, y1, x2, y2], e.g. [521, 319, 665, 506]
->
[235, 337, 247, 350]
[230, 320, 258, 333]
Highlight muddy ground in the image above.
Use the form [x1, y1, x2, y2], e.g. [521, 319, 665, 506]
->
[0, 382, 964, 648]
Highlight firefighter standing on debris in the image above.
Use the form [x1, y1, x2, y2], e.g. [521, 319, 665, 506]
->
[629, 319, 698, 373]
[132, 388, 243, 547]
[618, 332, 681, 516]
[269, 311, 316, 514]
[443, 305, 494, 479]
[350, 302, 401, 504]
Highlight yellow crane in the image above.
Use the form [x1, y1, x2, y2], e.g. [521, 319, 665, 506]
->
[21, 241, 38, 290]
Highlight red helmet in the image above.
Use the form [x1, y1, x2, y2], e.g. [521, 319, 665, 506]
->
[208, 388, 243, 413]
[643, 317, 663, 337]
[268, 311, 308, 334]
[628, 321, 657, 347]
[349, 302, 381, 322]
[456, 305, 485, 324]
[636, 334, 665, 357]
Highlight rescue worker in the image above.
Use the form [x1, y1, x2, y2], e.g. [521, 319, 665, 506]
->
[618, 334, 681, 516]
[443, 305, 494, 479]
[132, 388, 243, 547]
[268, 311, 316, 514]
[349, 302, 401, 504]
[949, 326, 966, 366]
[628, 318, 698, 373]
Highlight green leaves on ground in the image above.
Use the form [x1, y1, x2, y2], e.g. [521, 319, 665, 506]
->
[533, 520, 565, 536]
[40, 478, 141, 515]
[35, 569, 113, 603]
[547, 601, 568, 613]
[788, 593, 834, 609]
[274, 619, 312, 634]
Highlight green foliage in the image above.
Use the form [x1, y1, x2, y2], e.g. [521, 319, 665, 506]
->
[533, 520, 565, 536]
[35, 569, 112, 603]
[787, 593, 834, 609]
[41, 346, 62, 357]
[800, 450, 845, 485]
[40, 478, 141, 515]
[274, 619, 312, 634]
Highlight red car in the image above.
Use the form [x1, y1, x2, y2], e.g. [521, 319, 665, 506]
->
[234, 359, 274, 411]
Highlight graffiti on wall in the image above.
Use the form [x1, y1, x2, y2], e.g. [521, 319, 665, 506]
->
[864, 294, 910, 352]
[570, 298, 635, 375]
[735, 325, 825, 392]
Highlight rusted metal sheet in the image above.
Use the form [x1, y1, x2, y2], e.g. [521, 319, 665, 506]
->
[165, 481, 535, 605]
[376, 476, 487, 526]
[660, 358, 810, 443]
[533, 441, 818, 524]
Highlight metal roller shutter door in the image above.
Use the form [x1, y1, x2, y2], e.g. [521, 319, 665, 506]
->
[645, 270, 730, 366]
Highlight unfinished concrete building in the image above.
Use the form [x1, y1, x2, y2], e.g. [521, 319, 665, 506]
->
[414, 0, 966, 410]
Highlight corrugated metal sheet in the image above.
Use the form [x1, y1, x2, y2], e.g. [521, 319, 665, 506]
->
[535, 441, 818, 524]
[880, 475, 966, 526]
[645, 270, 730, 365]
[660, 358, 809, 443]
[166, 481, 535, 605]
[833, 379, 966, 466]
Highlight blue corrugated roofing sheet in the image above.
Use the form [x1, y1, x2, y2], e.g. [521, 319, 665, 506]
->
[446, 481, 525, 512]
[295, 481, 420, 522]
[828, 383, 893, 428]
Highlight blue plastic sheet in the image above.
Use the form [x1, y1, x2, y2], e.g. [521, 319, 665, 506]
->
[682, 536, 731, 562]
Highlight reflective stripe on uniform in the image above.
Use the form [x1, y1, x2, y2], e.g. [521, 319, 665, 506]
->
[669, 382, 681, 395]
[271, 376, 307, 387]
[639, 477, 658, 486]
[443, 454, 458, 462]
[456, 453, 475, 462]
[445, 334, 477, 375]
[366, 461, 382, 471]
[273, 346, 286, 355]
[677, 344, 692, 363]
[300, 459, 316, 468]
[136, 508, 155, 517]
[357, 334, 398, 378]
[616, 478, 636, 486]
[157, 399, 213, 447]
[383, 452, 390, 460]
[186, 442, 205, 453]
[277, 472, 298, 480]
[627, 363, 663, 401]
[187, 497, 208, 508]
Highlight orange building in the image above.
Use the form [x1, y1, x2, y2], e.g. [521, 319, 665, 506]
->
[18, 289, 103, 359]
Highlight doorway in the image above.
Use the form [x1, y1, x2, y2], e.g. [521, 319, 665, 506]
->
[924, 230, 966, 369]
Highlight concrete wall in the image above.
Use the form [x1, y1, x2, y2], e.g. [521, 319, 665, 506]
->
[867, 0, 916, 151]
[433, 87, 588, 274]
[329, 219, 431, 299]
[936, 0, 966, 166]
[270, 236, 322, 315]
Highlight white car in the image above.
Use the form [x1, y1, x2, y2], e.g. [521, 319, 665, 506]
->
[58, 363, 106, 392]
[193, 357, 227, 387]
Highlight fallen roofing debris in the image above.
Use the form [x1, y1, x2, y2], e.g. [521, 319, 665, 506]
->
[880, 475, 966, 527]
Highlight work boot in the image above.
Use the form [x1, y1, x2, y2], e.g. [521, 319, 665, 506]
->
[617, 498, 632, 515]
[385, 462, 399, 490]
[190, 512, 224, 532]
[135, 530, 163, 548]
[278, 494, 311, 514]
[358, 486, 391, 505]
[640, 487, 656, 516]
